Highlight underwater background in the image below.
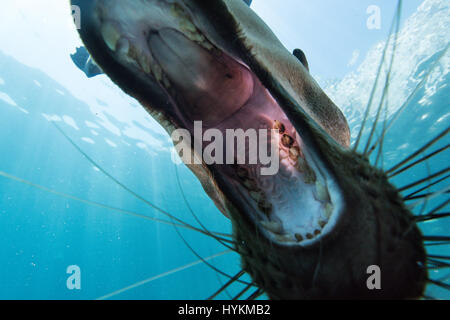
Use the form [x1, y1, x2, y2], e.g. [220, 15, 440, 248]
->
[0, 0, 448, 299]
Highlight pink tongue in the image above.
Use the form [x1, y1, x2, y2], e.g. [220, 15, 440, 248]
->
[148, 28, 254, 126]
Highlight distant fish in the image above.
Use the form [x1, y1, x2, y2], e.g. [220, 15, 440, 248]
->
[70, 46, 103, 78]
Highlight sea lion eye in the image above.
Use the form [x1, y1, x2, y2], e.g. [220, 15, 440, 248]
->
[293, 48, 309, 71]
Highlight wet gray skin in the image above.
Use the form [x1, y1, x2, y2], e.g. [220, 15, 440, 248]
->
[71, 0, 427, 299]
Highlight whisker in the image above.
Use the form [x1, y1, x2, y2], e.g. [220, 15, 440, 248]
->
[403, 174, 450, 200]
[0, 170, 223, 238]
[369, 44, 449, 153]
[427, 265, 450, 270]
[352, 0, 402, 151]
[407, 186, 450, 209]
[389, 144, 450, 178]
[425, 242, 450, 247]
[207, 270, 246, 300]
[374, 109, 389, 167]
[425, 199, 450, 216]
[363, 1, 402, 156]
[398, 167, 450, 192]
[174, 165, 237, 250]
[52, 122, 227, 240]
[423, 236, 450, 241]
[427, 259, 450, 268]
[96, 250, 232, 300]
[428, 255, 450, 261]
[246, 288, 265, 301]
[169, 214, 253, 287]
[232, 283, 253, 300]
[437, 273, 450, 282]
[427, 279, 450, 291]
[386, 127, 450, 175]
[406, 191, 450, 201]
[415, 212, 450, 223]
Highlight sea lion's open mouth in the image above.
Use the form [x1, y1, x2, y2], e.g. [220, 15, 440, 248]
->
[72, 0, 427, 299]
[87, 0, 345, 246]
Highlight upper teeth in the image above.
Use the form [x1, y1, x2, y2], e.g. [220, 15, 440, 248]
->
[101, 21, 121, 51]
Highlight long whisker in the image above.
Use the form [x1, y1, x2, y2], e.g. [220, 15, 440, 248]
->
[425, 242, 450, 247]
[389, 144, 450, 178]
[363, 1, 402, 156]
[427, 259, 450, 268]
[423, 236, 450, 241]
[352, 0, 402, 151]
[207, 270, 246, 300]
[422, 295, 438, 300]
[174, 164, 237, 250]
[369, 44, 449, 153]
[0, 170, 223, 238]
[406, 191, 450, 201]
[423, 199, 450, 216]
[403, 174, 450, 200]
[232, 283, 253, 300]
[374, 108, 389, 167]
[52, 122, 216, 238]
[246, 289, 265, 300]
[406, 186, 450, 209]
[428, 255, 450, 261]
[96, 250, 232, 300]
[397, 167, 450, 192]
[427, 279, 450, 290]
[386, 127, 450, 175]
[169, 213, 253, 287]
[415, 212, 450, 223]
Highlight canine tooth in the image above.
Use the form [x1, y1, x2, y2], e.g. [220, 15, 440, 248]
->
[275, 234, 292, 242]
[138, 54, 151, 74]
[281, 134, 294, 148]
[296, 157, 306, 172]
[152, 63, 163, 81]
[319, 220, 327, 228]
[116, 37, 130, 56]
[289, 146, 301, 161]
[314, 229, 321, 236]
[306, 233, 314, 240]
[314, 181, 329, 202]
[202, 42, 213, 51]
[162, 75, 171, 88]
[261, 221, 283, 234]
[324, 203, 333, 219]
[180, 19, 197, 34]
[303, 166, 317, 184]
[273, 120, 286, 134]
[101, 22, 121, 51]
[295, 233, 304, 242]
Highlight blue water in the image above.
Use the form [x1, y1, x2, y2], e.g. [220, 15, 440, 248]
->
[0, 1, 448, 299]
